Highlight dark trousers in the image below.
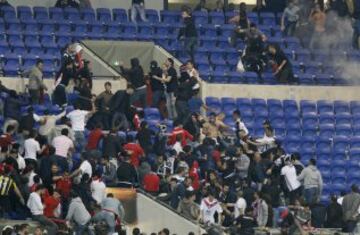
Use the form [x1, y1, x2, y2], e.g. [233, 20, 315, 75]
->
[175, 99, 190, 125]
[289, 187, 302, 205]
[284, 21, 297, 37]
[344, 220, 358, 233]
[32, 214, 58, 235]
[184, 37, 197, 61]
[29, 89, 40, 104]
[52, 85, 67, 107]
[54, 155, 69, 173]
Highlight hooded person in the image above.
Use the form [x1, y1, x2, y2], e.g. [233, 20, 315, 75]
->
[119, 58, 147, 108]
[297, 158, 323, 205]
[149, 60, 165, 108]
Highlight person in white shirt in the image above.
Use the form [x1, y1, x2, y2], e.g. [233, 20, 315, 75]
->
[70, 155, 93, 184]
[66, 102, 95, 151]
[27, 185, 58, 234]
[232, 110, 249, 140]
[91, 173, 106, 205]
[234, 190, 247, 219]
[200, 191, 223, 225]
[24, 130, 44, 167]
[248, 125, 276, 153]
[187, 60, 200, 80]
[172, 135, 183, 154]
[52, 128, 74, 172]
[281, 157, 302, 204]
[38, 109, 66, 143]
[66, 190, 93, 235]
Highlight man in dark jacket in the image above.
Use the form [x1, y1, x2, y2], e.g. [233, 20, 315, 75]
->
[325, 195, 343, 228]
[120, 58, 147, 108]
[117, 155, 138, 186]
[149, 60, 164, 108]
[175, 72, 198, 125]
[178, 8, 198, 61]
[109, 87, 134, 130]
[102, 129, 124, 159]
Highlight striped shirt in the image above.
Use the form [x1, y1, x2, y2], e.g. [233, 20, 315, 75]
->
[0, 175, 18, 196]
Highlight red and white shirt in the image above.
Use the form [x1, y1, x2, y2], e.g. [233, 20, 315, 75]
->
[200, 197, 223, 224]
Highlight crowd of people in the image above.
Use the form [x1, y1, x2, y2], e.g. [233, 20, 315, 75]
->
[0, 0, 360, 235]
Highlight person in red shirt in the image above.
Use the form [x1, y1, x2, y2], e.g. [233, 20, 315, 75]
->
[44, 190, 61, 218]
[86, 123, 104, 150]
[143, 172, 160, 194]
[0, 125, 15, 150]
[55, 172, 72, 199]
[189, 161, 200, 191]
[123, 135, 145, 168]
[168, 122, 193, 146]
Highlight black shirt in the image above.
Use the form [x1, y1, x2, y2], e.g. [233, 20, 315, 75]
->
[176, 79, 197, 101]
[120, 66, 145, 89]
[102, 134, 123, 158]
[149, 67, 164, 92]
[273, 50, 291, 68]
[166, 67, 178, 93]
[178, 16, 198, 38]
[117, 161, 138, 184]
[136, 128, 154, 151]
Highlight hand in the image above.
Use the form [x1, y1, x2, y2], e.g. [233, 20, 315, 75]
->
[273, 69, 280, 75]
[19, 198, 25, 205]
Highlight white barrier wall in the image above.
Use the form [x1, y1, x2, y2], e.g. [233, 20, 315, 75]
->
[8, 0, 164, 11]
[201, 83, 360, 102]
[127, 193, 207, 235]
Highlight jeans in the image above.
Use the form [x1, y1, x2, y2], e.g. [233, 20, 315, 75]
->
[284, 21, 297, 37]
[303, 187, 319, 205]
[353, 19, 360, 49]
[75, 223, 95, 235]
[175, 100, 190, 125]
[152, 90, 164, 108]
[184, 37, 197, 61]
[32, 215, 58, 235]
[54, 155, 69, 173]
[130, 87, 147, 108]
[344, 220, 358, 233]
[165, 92, 177, 120]
[131, 4, 147, 23]
[74, 131, 86, 152]
[93, 211, 116, 235]
[29, 89, 40, 104]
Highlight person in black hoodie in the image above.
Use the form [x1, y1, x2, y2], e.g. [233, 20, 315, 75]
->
[149, 61, 164, 108]
[178, 8, 198, 61]
[53, 60, 75, 107]
[109, 87, 134, 130]
[119, 58, 147, 108]
[175, 66, 198, 125]
[325, 195, 343, 228]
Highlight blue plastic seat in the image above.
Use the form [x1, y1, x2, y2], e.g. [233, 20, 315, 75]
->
[351, 101, 360, 115]
[319, 124, 335, 138]
[97, 8, 112, 23]
[64, 7, 80, 21]
[160, 10, 181, 23]
[73, 21, 88, 33]
[58, 21, 72, 33]
[33, 6, 48, 20]
[80, 8, 96, 22]
[209, 11, 224, 24]
[192, 11, 208, 25]
[144, 108, 161, 121]
[317, 100, 333, 114]
[17, 6, 32, 20]
[113, 8, 128, 22]
[2, 6, 16, 19]
[336, 113, 352, 125]
[146, 9, 159, 23]
[300, 100, 317, 114]
[49, 7, 64, 21]
[259, 12, 275, 25]
[334, 100, 350, 114]
[315, 74, 333, 86]
[319, 113, 335, 125]
[336, 124, 353, 136]
[38, 19, 56, 33]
